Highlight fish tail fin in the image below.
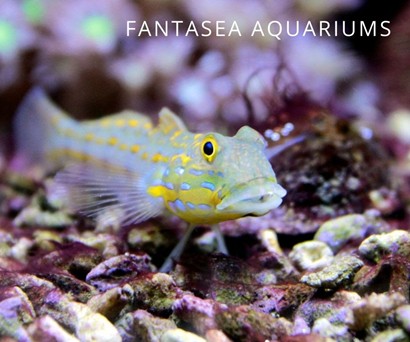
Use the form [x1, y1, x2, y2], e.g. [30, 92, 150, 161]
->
[14, 88, 75, 165]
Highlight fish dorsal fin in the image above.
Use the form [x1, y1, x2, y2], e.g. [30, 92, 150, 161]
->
[95, 109, 152, 126]
[158, 108, 186, 134]
[53, 163, 164, 226]
[235, 126, 266, 147]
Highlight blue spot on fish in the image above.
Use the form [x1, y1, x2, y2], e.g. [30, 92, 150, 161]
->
[190, 168, 204, 176]
[208, 170, 215, 176]
[168, 201, 176, 212]
[186, 201, 195, 209]
[181, 182, 191, 190]
[175, 199, 185, 211]
[201, 181, 215, 191]
[198, 204, 211, 210]
[217, 171, 224, 177]
[164, 182, 174, 190]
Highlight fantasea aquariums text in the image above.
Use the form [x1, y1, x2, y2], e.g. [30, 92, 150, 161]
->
[126, 20, 391, 40]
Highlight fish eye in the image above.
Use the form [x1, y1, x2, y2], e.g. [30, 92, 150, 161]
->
[203, 141, 214, 156]
[201, 136, 217, 162]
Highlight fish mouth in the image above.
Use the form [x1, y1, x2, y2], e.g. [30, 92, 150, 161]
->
[216, 178, 287, 216]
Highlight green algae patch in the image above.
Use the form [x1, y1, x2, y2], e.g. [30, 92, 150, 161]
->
[301, 255, 364, 289]
[314, 211, 386, 253]
[359, 230, 410, 262]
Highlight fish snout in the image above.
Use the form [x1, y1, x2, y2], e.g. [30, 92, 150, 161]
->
[216, 178, 286, 216]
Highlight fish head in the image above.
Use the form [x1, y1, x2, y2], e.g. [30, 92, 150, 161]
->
[162, 126, 286, 224]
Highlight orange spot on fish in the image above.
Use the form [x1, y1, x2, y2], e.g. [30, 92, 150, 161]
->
[130, 145, 140, 153]
[50, 116, 60, 127]
[151, 153, 168, 163]
[66, 149, 90, 161]
[128, 119, 139, 127]
[115, 119, 125, 127]
[108, 137, 118, 145]
[84, 133, 94, 141]
[64, 128, 76, 138]
[171, 153, 191, 165]
[170, 131, 182, 140]
[100, 119, 111, 127]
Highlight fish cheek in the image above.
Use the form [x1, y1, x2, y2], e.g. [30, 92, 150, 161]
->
[180, 177, 218, 208]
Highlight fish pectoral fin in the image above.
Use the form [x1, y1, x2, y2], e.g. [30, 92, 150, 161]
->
[52, 163, 164, 225]
[158, 108, 186, 133]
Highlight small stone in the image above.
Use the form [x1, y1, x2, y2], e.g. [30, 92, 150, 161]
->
[311, 318, 349, 341]
[358, 230, 410, 262]
[216, 305, 292, 341]
[27, 315, 79, 342]
[44, 178, 67, 210]
[39, 291, 122, 342]
[258, 229, 283, 254]
[252, 251, 298, 284]
[87, 285, 134, 321]
[68, 232, 123, 258]
[127, 223, 170, 254]
[9, 237, 33, 263]
[204, 329, 232, 342]
[0, 257, 24, 272]
[38, 272, 97, 304]
[86, 253, 154, 291]
[296, 290, 361, 330]
[116, 309, 177, 342]
[396, 305, 410, 333]
[160, 328, 207, 342]
[0, 286, 35, 324]
[300, 255, 364, 288]
[30, 241, 101, 273]
[33, 230, 63, 252]
[75, 304, 122, 342]
[0, 230, 13, 257]
[195, 230, 227, 253]
[289, 241, 334, 271]
[371, 328, 408, 342]
[13, 206, 74, 228]
[4, 171, 37, 193]
[173, 294, 221, 335]
[292, 316, 311, 336]
[0, 310, 30, 341]
[253, 283, 315, 315]
[368, 188, 401, 215]
[346, 292, 406, 331]
[388, 109, 410, 144]
[0, 230, 33, 263]
[95, 208, 124, 233]
[314, 211, 386, 253]
[0, 273, 57, 310]
[129, 273, 181, 315]
[0, 287, 36, 341]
